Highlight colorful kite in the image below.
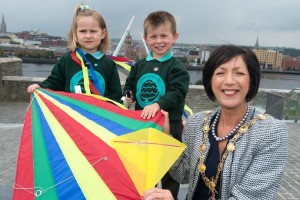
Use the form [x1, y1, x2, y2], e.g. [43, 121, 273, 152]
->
[108, 55, 134, 72]
[13, 89, 186, 200]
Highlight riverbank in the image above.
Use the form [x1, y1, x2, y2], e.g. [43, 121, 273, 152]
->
[185, 64, 300, 74]
[261, 70, 300, 75]
[185, 64, 204, 71]
[9, 55, 299, 75]
[21, 58, 58, 64]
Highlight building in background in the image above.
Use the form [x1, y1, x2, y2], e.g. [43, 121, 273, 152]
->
[0, 14, 7, 33]
[123, 32, 147, 61]
[0, 34, 12, 43]
[253, 49, 283, 70]
[253, 38, 283, 70]
[124, 32, 133, 59]
[188, 49, 200, 66]
[0, 14, 13, 44]
[198, 44, 219, 64]
[200, 49, 210, 63]
[281, 56, 300, 70]
[254, 36, 259, 49]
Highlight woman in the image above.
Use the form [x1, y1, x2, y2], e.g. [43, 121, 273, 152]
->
[143, 45, 288, 200]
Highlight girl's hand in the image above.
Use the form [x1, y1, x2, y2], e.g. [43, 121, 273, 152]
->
[124, 91, 133, 108]
[125, 97, 132, 108]
[27, 84, 40, 94]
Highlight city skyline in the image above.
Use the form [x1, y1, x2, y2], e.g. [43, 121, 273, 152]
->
[1, 0, 300, 49]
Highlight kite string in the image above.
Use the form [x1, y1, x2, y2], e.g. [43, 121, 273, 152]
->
[13, 183, 41, 195]
[13, 95, 37, 194]
[26, 93, 36, 112]
[13, 157, 109, 197]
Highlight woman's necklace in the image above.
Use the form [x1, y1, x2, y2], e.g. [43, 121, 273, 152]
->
[211, 105, 250, 141]
[198, 110, 267, 200]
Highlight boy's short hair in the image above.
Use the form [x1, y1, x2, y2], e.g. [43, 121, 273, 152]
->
[202, 45, 261, 102]
[143, 11, 177, 36]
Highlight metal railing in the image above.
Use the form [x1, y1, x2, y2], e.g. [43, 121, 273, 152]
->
[252, 88, 300, 122]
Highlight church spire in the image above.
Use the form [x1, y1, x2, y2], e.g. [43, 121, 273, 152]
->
[1, 14, 7, 33]
[254, 36, 259, 49]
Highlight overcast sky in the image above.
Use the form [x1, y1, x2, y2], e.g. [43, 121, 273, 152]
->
[2, 0, 300, 49]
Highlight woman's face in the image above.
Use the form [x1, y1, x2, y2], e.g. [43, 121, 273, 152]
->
[211, 55, 250, 110]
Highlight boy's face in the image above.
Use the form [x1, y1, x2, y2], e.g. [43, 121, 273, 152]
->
[144, 22, 178, 59]
[76, 16, 106, 54]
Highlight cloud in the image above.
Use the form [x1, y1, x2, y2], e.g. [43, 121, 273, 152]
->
[1, 0, 300, 49]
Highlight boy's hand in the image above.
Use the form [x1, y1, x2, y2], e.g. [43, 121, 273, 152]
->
[141, 103, 160, 119]
[27, 84, 40, 94]
[161, 109, 170, 135]
[142, 187, 174, 200]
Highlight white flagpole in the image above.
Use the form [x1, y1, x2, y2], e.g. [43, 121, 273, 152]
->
[112, 16, 135, 57]
[140, 32, 149, 54]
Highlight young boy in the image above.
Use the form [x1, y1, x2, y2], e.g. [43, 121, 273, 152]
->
[124, 11, 190, 199]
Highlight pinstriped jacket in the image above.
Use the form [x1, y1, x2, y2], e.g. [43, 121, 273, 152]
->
[170, 106, 288, 200]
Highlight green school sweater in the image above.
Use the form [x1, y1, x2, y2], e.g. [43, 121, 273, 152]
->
[124, 57, 190, 121]
[39, 52, 122, 102]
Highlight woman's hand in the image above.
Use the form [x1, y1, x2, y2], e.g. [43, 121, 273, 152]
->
[143, 188, 174, 200]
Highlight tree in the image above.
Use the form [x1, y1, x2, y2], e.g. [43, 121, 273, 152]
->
[0, 48, 4, 57]
[175, 56, 188, 64]
[283, 48, 300, 57]
[195, 80, 203, 85]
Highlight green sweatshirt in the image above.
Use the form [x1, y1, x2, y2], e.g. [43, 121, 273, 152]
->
[124, 56, 190, 121]
[39, 52, 122, 102]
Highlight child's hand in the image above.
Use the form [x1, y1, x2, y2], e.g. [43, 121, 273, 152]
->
[142, 187, 174, 200]
[122, 91, 132, 108]
[125, 91, 133, 108]
[141, 103, 160, 119]
[161, 109, 170, 135]
[125, 98, 132, 108]
[27, 84, 40, 94]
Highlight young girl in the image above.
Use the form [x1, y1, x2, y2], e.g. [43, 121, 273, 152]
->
[27, 4, 122, 102]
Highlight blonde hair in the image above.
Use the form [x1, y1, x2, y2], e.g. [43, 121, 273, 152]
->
[144, 11, 177, 37]
[68, 4, 110, 52]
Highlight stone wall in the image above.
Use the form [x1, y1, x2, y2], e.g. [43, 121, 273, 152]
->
[0, 58, 23, 77]
[0, 57, 217, 111]
[1, 76, 45, 101]
[1, 59, 297, 116]
[0, 76, 217, 112]
[0, 58, 23, 100]
[185, 85, 218, 113]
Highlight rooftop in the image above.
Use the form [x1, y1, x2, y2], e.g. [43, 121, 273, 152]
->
[0, 102, 299, 199]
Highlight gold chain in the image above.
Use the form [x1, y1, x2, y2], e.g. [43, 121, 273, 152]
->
[198, 111, 267, 199]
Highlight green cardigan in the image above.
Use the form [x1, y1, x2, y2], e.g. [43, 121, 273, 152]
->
[124, 57, 190, 121]
[39, 52, 122, 102]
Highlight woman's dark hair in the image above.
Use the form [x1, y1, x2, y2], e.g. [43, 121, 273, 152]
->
[202, 45, 260, 102]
